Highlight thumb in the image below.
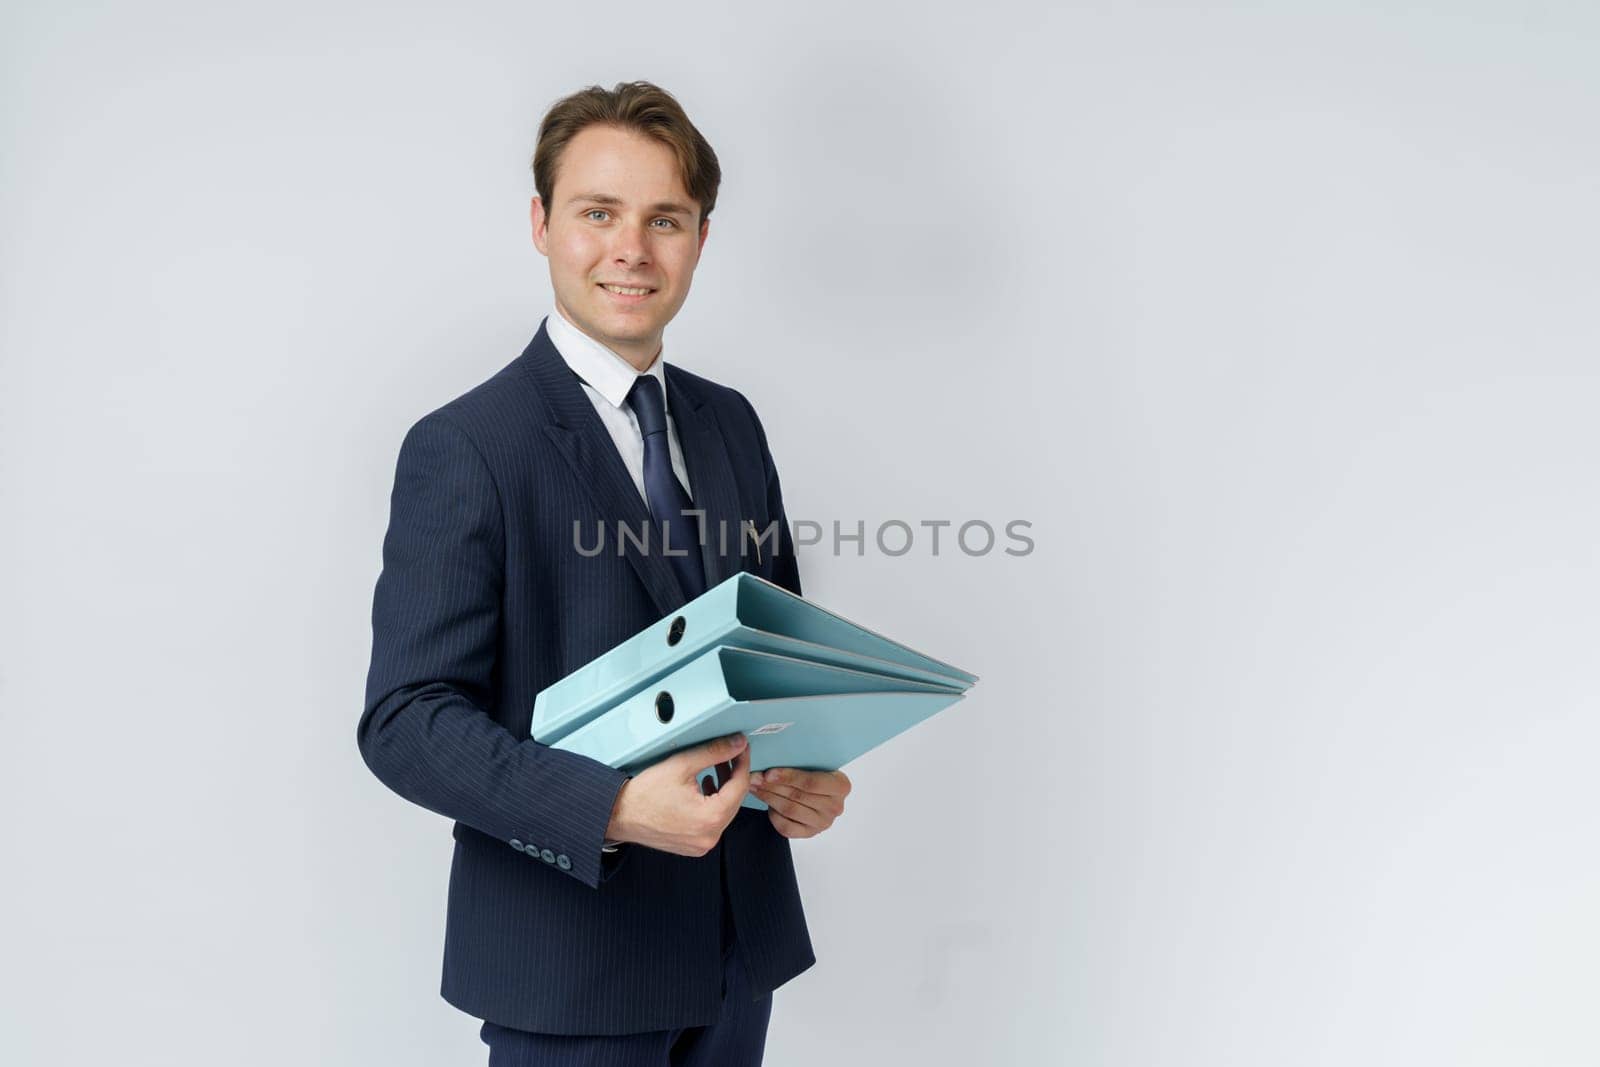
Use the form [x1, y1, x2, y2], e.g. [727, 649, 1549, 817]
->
[672, 733, 747, 779]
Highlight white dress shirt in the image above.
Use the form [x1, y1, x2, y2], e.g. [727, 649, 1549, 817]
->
[544, 309, 694, 503]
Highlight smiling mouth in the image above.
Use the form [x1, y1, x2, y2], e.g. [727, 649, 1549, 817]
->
[598, 283, 656, 297]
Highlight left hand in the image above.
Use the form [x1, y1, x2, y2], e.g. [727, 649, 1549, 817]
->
[748, 768, 850, 839]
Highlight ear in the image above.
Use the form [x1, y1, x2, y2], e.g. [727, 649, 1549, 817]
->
[530, 196, 549, 255]
[696, 214, 711, 256]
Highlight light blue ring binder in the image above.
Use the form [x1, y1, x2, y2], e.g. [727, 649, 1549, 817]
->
[549, 645, 967, 810]
[532, 573, 976, 745]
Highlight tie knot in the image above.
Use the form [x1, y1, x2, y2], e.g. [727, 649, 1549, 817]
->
[627, 374, 669, 438]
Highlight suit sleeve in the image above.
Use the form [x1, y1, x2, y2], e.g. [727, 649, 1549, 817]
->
[357, 412, 628, 889]
[735, 391, 803, 598]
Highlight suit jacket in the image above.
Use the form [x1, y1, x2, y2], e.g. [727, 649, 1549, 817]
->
[358, 321, 814, 1035]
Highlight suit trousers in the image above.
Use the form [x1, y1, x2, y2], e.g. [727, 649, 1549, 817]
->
[478, 859, 771, 1066]
[478, 939, 771, 1066]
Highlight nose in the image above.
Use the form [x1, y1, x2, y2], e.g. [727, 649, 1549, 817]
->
[610, 221, 651, 270]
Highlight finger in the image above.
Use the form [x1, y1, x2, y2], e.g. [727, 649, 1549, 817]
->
[756, 767, 850, 799]
[707, 747, 751, 817]
[674, 733, 747, 780]
[755, 777, 847, 819]
[751, 780, 841, 819]
[701, 754, 746, 797]
[753, 782, 832, 832]
[768, 806, 818, 839]
[723, 745, 749, 787]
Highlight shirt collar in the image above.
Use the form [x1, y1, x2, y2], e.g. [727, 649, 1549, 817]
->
[544, 309, 671, 415]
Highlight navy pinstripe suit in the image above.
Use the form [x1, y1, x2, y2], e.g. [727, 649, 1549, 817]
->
[359, 321, 814, 1036]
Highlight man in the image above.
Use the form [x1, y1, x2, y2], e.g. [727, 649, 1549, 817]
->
[359, 81, 851, 1065]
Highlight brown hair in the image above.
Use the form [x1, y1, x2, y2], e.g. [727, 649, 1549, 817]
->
[532, 81, 721, 224]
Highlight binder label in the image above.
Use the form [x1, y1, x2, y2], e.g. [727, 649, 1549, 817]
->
[749, 722, 794, 736]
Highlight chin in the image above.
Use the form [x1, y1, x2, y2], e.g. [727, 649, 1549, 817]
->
[599, 314, 661, 338]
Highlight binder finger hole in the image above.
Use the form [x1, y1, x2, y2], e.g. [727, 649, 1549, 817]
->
[654, 690, 675, 724]
[667, 616, 686, 646]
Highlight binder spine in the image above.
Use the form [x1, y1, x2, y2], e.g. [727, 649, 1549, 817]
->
[531, 582, 741, 741]
[552, 649, 735, 769]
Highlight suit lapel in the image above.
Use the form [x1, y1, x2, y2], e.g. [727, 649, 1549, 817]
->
[521, 323, 685, 617]
[666, 365, 745, 589]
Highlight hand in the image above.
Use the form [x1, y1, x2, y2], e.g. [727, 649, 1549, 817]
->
[749, 768, 850, 839]
[605, 734, 751, 857]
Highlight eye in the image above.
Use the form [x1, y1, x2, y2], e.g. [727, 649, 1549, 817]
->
[651, 217, 677, 229]
[585, 209, 609, 222]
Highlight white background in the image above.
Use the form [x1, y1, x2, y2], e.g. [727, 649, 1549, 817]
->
[4, 2, 1598, 1064]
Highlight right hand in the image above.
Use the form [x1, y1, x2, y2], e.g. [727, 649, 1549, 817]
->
[604, 733, 751, 857]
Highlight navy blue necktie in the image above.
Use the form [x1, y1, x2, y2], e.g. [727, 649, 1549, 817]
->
[626, 374, 706, 600]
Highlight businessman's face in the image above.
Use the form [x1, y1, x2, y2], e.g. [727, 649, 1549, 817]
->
[531, 124, 709, 369]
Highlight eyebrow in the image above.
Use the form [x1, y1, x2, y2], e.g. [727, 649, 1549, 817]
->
[569, 192, 695, 217]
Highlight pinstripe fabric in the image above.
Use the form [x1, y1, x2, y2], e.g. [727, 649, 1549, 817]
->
[478, 939, 772, 1065]
[359, 323, 814, 1035]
